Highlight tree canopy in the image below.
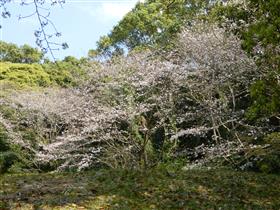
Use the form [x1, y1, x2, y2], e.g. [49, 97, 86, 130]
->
[0, 41, 44, 63]
[95, 0, 213, 57]
[212, 0, 280, 120]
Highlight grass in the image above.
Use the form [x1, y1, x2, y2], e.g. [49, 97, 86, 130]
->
[0, 167, 280, 209]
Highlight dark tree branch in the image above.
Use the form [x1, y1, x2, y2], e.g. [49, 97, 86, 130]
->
[34, 0, 56, 60]
[0, 0, 68, 61]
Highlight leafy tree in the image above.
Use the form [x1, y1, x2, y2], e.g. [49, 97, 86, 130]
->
[96, 0, 213, 57]
[0, 41, 21, 62]
[242, 0, 280, 122]
[212, 0, 280, 121]
[63, 56, 81, 65]
[0, 41, 43, 63]
[42, 57, 88, 87]
[21, 44, 44, 63]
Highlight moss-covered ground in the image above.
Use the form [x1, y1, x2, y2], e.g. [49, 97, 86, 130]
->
[0, 168, 279, 209]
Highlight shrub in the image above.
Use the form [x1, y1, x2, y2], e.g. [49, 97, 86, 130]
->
[0, 124, 19, 173]
[42, 60, 88, 87]
[0, 124, 9, 152]
[246, 80, 280, 121]
[0, 60, 88, 89]
[0, 62, 51, 88]
[0, 151, 18, 173]
[232, 132, 280, 174]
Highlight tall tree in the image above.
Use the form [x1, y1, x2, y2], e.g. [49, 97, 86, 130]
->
[95, 0, 213, 57]
[212, 0, 280, 121]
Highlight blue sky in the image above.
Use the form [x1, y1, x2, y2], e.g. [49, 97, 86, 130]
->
[0, 0, 140, 60]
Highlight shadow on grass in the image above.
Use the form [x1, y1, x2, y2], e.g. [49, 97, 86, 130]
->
[1, 169, 280, 209]
[0, 172, 98, 209]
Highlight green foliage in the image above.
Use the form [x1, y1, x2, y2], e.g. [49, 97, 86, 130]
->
[0, 124, 18, 173]
[0, 62, 51, 88]
[0, 124, 9, 152]
[21, 128, 39, 149]
[241, 0, 280, 52]
[0, 111, 39, 174]
[264, 132, 280, 146]
[0, 40, 89, 89]
[227, 132, 280, 174]
[258, 132, 280, 173]
[211, 0, 280, 121]
[210, 3, 250, 33]
[0, 41, 43, 63]
[42, 59, 88, 87]
[246, 79, 280, 120]
[88, 49, 100, 61]
[211, 0, 280, 53]
[96, 0, 212, 57]
[0, 151, 18, 174]
[249, 132, 280, 174]
[0, 57, 88, 89]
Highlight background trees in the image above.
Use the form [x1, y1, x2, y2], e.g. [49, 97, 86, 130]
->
[212, 0, 280, 122]
[95, 0, 213, 57]
[0, 41, 43, 63]
[0, 0, 279, 174]
[0, 41, 88, 88]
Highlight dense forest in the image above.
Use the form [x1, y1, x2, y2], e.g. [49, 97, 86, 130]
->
[0, 0, 280, 209]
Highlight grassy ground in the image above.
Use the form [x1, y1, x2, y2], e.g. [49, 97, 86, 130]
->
[0, 168, 280, 210]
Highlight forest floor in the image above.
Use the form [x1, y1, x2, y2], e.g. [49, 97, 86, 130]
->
[0, 168, 280, 210]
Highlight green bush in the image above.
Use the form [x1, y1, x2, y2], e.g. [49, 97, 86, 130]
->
[0, 62, 51, 88]
[0, 151, 18, 174]
[0, 123, 34, 174]
[0, 124, 9, 152]
[0, 60, 88, 89]
[0, 124, 18, 173]
[42, 60, 88, 87]
[234, 132, 280, 174]
[246, 80, 280, 121]
[258, 132, 280, 173]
